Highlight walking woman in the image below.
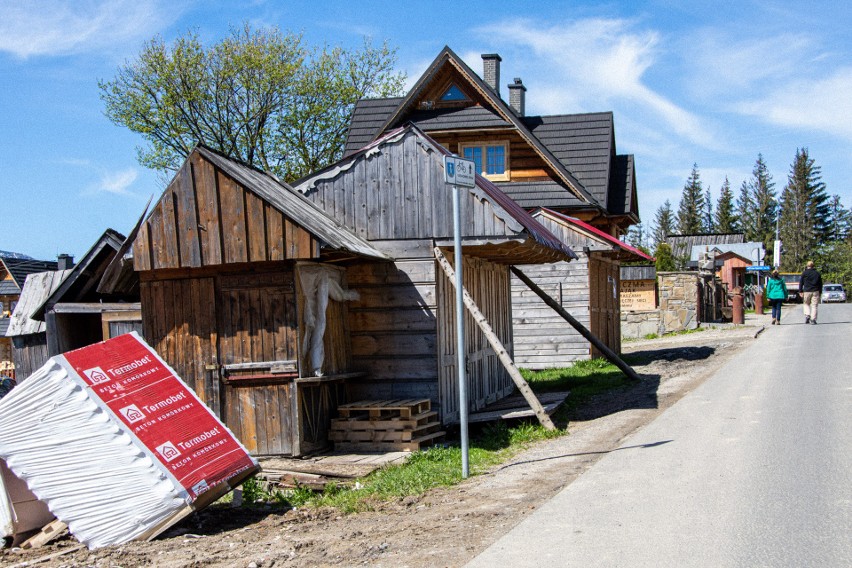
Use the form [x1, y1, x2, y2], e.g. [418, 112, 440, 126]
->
[766, 270, 788, 325]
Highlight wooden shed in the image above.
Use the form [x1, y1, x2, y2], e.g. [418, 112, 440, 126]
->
[5, 230, 141, 380]
[130, 145, 391, 457]
[511, 208, 653, 369]
[296, 125, 575, 424]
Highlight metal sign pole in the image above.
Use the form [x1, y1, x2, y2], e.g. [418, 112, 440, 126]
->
[443, 154, 475, 479]
[452, 182, 469, 479]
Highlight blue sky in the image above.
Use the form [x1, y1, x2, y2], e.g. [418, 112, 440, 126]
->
[2, 0, 850, 260]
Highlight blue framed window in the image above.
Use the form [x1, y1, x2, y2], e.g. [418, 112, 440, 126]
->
[462, 142, 509, 180]
[440, 84, 468, 102]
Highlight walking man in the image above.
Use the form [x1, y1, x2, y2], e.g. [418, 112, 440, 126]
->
[799, 261, 823, 324]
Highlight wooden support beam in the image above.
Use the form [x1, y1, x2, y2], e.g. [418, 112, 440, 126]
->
[510, 266, 641, 382]
[434, 248, 556, 430]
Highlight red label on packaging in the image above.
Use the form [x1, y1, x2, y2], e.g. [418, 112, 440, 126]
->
[62, 333, 255, 500]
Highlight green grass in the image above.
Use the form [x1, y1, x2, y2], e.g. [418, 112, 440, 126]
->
[233, 358, 630, 513]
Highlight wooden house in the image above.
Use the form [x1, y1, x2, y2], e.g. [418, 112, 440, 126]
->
[129, 131, 573, 456]
[344, 46, 639, 237]
[296, 125, 575, 423]
[1, 257, 61, 379]
[511, 209, 653, 368]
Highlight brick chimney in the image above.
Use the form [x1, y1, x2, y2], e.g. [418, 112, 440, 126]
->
[57, 253, 74, 270]
[508, 78, 526, 116]
[481, 53, 502, 97]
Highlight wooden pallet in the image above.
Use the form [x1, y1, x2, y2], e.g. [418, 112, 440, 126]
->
[336, 399, 431, 420]
[331, 400, 444, 452]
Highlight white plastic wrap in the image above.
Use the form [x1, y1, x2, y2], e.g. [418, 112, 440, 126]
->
[0, 466, 12, 539]
[0, 359, 187, 548]
[298, 264, 359, 376]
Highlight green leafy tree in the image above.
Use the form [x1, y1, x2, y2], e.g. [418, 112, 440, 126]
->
[652, 200, 675, 247]
[715, 177, 738, 233]
[654, 242, 676, 272]
[812, 240, 852, 290]
[778, 148, 830, 271]
[99, 24, 406, 182]
[676, 164, 706, 234]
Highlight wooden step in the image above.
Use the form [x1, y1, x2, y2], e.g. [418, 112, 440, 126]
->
[329, 422, 441, 443]
[333, 430, 446, 453]
[331, 410, 438, 431]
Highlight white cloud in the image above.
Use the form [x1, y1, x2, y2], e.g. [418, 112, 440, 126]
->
[740, 68, 852, 141]
[92, 168, 138, 196]
[474, 18, 713, 148]
[0, 0, 179, 58]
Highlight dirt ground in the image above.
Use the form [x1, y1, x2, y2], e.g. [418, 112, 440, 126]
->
[2, 324, 764, 568]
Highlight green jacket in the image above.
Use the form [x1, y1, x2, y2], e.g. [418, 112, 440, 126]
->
[766, 277, 788, 300]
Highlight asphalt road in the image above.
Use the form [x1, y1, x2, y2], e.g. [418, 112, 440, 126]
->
[467, 302, 852, 567]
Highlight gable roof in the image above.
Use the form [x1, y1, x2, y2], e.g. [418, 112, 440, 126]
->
[34, 229, 132, 319]
[132, 145, 389, 271]
[0, 257, 59, 292]
[297, 124, 577, 264]
[362, 46, 598, 207]
[343, 47, 640, 222]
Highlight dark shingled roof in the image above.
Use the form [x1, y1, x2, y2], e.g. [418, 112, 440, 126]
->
[523, 112, 613, 208]
[408, 105, 511, 131]
[344, 97, 403, 156]
[344, 103, 637, 218]
[0, 258, 59, 292]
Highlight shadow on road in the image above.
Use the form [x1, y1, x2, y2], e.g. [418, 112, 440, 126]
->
[492, 439, 674, 472]
[563, 345, 717, 423]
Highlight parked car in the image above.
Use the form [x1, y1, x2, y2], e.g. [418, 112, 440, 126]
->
[821, 283, 846, 303]
[780, 273, 802, 302]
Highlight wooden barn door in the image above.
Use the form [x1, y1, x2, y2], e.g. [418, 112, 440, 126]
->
[589, 256, 621, 358]
[216, 270, 300, 455]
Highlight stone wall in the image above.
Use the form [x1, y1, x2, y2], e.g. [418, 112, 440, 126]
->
[657, 272, 701, 332]
[620, 310, 661, 339]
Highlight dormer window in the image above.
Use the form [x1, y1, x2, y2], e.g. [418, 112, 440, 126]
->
[440, 84, 468, 102]
[461, 141, 509, 181]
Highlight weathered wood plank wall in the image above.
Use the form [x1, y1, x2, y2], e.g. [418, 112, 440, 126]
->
[511, 257, 593, 368]
[437, 255, 513, 423]
[11, 335, 48, 380]
[134, 153, 320, 272]
[345, 259, 440, 404]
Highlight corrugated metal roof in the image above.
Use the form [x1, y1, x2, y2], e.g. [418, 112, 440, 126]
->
[196, 146, 390, 261]
[666, 233, 745, 262]
[537, 208, 654, 262]
[689, 242, 764, 263]
[0, 281, 19, 295]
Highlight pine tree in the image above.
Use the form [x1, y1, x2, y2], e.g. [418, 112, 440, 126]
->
[827, 195, 852, 241]
[654, 242, 676, 272]
[652, 200, 675, 247]
[748, 154, 777, 249]
[736, 179, 756, 236]
[704, 186, 714, 233]
[779, 148, 829, 270]
[676, 164, 705, 234]
[715, 177, 738, 233]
